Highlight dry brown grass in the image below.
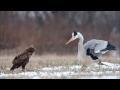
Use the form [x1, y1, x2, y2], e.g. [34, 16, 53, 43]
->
[0, 54, 119, 71]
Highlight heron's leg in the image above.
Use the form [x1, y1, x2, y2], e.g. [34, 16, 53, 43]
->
[98, 59, 101, 65]
[80, 63, 87, 71]
[82, 63, 87, 67]
[98, 60, 101, 68]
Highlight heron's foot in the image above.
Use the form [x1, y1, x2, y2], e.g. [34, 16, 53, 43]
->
[82, 63, 87, 67]
[97, 62, 105, 65]
[80, 64, 87, 71]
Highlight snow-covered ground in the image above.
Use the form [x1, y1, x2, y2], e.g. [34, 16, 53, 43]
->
[0, 62, 120, 79]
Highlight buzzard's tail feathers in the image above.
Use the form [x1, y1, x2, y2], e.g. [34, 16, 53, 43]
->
[10, 64, 21, 71]
[10, 66, 15, 71]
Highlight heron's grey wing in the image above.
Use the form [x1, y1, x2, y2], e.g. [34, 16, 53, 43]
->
[84, 39, 98, 50]
[93, 40, 108, 53]
[84, 39, 109, 60]
[84, 39, 108, 53]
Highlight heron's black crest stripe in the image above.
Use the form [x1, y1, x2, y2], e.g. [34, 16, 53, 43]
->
[74, 31, 77, 36]
[86, 48, 98, 60]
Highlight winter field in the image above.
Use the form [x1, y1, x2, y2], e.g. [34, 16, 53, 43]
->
[0, 54, 120, 79]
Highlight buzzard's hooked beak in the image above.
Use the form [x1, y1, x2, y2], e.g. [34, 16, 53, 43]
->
[66, 37, 74, 45]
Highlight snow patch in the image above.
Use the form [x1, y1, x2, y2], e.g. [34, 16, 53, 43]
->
[0, 62, 120, 79]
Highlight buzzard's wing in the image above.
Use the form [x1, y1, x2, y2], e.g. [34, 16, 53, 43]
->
[12, 51, 29, 65]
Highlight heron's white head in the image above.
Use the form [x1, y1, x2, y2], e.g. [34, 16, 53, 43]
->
[66, 31, 84, 45]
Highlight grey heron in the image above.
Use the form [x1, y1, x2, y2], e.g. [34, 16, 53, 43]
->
[66, 31, 116, 65]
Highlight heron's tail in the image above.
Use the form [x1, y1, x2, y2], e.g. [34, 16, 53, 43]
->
[107, 42, 116, 50]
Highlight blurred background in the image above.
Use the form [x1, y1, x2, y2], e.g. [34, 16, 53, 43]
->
[0, 11, 120, 55]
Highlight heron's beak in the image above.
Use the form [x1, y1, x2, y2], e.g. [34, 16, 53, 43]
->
[66, 37, 74, 45]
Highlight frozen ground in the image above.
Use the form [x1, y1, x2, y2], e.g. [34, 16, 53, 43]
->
[0, 62, 120, 79]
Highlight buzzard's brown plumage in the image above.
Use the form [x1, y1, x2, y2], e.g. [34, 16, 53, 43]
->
[10, 47, 35, 71]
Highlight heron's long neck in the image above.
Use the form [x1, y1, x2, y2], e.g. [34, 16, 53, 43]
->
[77, 34, 86, 60]
[78, 34, 84, 48]
[78, 39, 84, 50]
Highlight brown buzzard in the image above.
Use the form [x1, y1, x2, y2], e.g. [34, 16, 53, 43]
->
[10, 47, 35, 72]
